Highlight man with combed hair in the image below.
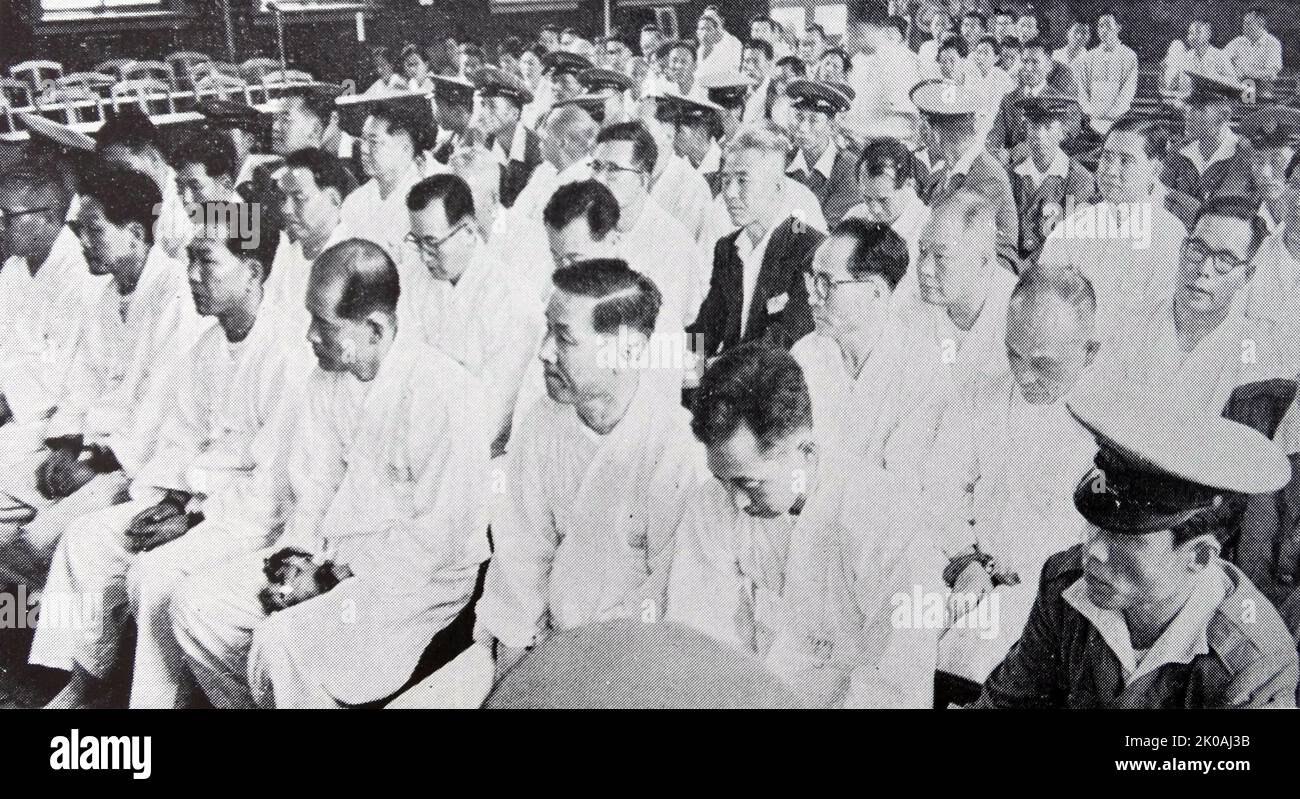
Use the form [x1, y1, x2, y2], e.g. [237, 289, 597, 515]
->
[406, 174, 542, 456]
[0, 165, 209, 587]
[31, 201, 294, 709]
[924, 264, 1101, 704]
[844, 137, 931, 307]
[96, 107, 194, 260]
[666, 342, 941, 708]
[474, 259, 705, 684]
[591, 121, 704, 331]
[271, 148, 357, 355]
[171, 129, 241, 206]
[791, 219, 934, 464]
[170, 238, 492, 708]
[0, 165, 105, 458]
[1101, 196, 1298, 417]
[691, 123, 825, 359]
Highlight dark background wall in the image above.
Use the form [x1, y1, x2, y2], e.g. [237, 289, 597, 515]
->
[0, 0, 1295, 80]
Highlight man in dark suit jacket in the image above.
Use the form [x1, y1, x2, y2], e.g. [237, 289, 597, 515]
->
[470, 66, 542, 208]
[987, 38, 1083, 164]
[689, 124, 824, 359]
[784, 79, 861, 227]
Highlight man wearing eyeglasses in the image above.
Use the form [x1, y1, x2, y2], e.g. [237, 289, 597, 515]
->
[590, 121, 703, 333]
[1101, 195, 1298, 417]
[0, 165, 101, 441]
[405, 174, 541, 458]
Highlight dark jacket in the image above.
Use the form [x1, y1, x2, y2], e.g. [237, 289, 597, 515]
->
[974, 545, 1298, 708]
[986, 74, 1084, 159]
[688, 216, 823, 359]
[788, 142, 862, 228]
[495, 126, 543, 209]
[1012, 155, 1097, 263]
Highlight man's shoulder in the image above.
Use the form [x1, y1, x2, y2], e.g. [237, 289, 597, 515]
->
[1207, 562, 1296, 671]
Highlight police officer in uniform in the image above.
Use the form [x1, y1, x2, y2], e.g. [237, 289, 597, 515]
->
[974, 390, 1299, 708]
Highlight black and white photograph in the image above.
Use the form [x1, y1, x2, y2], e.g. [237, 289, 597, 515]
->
[0, 0, 1297, 781]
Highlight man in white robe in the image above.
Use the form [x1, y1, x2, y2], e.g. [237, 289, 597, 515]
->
[31, 201, 293, 709]
[0, 166, 106, 464]
[792, 219, 935, 467]
[473, 259, 704, 684]
[406, 173, 542, 456]
[170, 238, 491, 709]
[591, 122, 705, 331]
[1101, 196, 1299, 416]
[1039, 117, 1188, 351]
[921, 265, 1100, 694]
[96, 108, 195, 260]
[666, 342, 941, 708]
[0, 166, 208, 582]
[637, 96, 716, 247]
[269, 148, 356, 354]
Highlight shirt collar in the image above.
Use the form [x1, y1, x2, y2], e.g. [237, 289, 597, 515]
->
[1178, 130, 1239, 173]
[735, 218, 779, 261]
[1015, 148, 1070, 181]
[1063, 564, 1229, 684]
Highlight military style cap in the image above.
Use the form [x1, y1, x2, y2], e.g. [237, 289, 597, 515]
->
[1238, 105, 1300, 149]
[1183, 67, 1246, 107]
[785, 79, 854, 115]
[578, 67, 634, 94]
[16, 112, 96, 152]
[910, 78, 984, 117]
[697, 71, 751, 109]
[431, 75, 476, 107]
[552, 94, 607, 123]
[1067, 388, 1290, 534]
[471, 65, 535, 107]
[541, 50, 594, 77]
[334, 89, 436, 146]
[1016, 92, 1080, 123]
[197, 98, 263, 131]
[651, 91, 724, 126]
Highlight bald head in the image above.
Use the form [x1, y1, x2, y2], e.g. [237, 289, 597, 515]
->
[1006, 264, 1099, 404]
[918, 191, 997, 310]
[310, 238, 400, 322]
[542, 104, 600, 169]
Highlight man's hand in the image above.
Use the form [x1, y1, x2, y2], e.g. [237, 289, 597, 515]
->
[37, 445, 96, 500]
[124, 499, 193, 553]
[257, 548, 352, 614]
[947, 561, 995, 628]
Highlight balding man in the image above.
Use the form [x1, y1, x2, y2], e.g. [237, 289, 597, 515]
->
[170, 239, 492, 708]
[882, 192, 1016, 492]
[32, 201, 293, 709]
[925, 265, 1101, 703]
[508, 103, 597, 226]
[667, 342, 941, 707]
[474, 259, 704, 682]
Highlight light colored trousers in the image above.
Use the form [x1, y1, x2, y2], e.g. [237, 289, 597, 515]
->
[28, 501, 270, 708]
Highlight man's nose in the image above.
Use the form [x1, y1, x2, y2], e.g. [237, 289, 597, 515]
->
[1086, 533, 1110, 563]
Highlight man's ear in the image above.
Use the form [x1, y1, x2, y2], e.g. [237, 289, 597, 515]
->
[364, 310, 390, 343]
[126, 219, 150, 247]
[1084, 339, 1101, 367]
[1180, 534, 1220, 572]
[616, 328, 649, 372]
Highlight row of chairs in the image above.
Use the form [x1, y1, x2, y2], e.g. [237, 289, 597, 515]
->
[6, 55, 307, 97]
[0, 63, 315, 131]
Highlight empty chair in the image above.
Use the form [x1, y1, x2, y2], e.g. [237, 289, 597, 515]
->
[9, 60, 64, 93]
[194, 72, 253, 104]
[239, 57, 281, 84]
[121, 60, 177, 89]
[95, 59, 138, 81]
[261, 68, 314, 99]
[111, 77, 175, 116]
[36, 84, 102, 125]
[0, 77, 34, 111]
[165, 51, 211, 89]
[56, 72, 117, 99]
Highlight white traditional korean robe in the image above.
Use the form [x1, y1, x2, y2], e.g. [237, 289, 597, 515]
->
[0, 245, 209, 560]
[171, 336, 492, 708]
[651, 153, 716, 247]
[476, 378, 706, 649]
[617, 197, 706, 331]
[666, 454, 943, 708]
[29, 302, 297, 694]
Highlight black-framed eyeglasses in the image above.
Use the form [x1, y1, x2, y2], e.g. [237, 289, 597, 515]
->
[0, 207, 52, 226]
[405, 223, 469, 256]
[590, 159, 644, 177]
[1181, 236, 1250, 276]
[804, 269, 878, 300]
